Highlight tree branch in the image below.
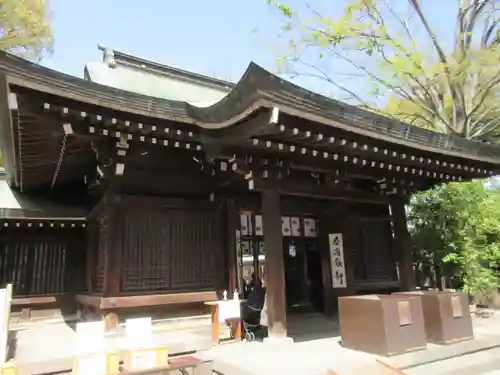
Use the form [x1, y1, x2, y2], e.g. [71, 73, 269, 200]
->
[409, 0, 465, 132]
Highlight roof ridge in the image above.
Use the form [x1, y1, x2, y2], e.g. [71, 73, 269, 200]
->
[97, 44, 235, 91]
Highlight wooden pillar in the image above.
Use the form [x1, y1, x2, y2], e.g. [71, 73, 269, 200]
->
[102, 137, 127, 299]
[261, 171, 288, 339]
[101, 195, 123, 332]
[85, 220, 98, 293]
[226, 198, 238, 294]
[103, 196, 123, 297]
[390, 199, 415, 290]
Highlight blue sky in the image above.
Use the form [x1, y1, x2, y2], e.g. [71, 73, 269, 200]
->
[42, 0, 283, 81]
[42, 0, 455, 95]
[40, 1, 499, 182]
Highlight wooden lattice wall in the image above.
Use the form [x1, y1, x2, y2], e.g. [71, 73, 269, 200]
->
[88, 196, 225, 296]
[119, 206, 223, 293]
[0, 226, 86, 296]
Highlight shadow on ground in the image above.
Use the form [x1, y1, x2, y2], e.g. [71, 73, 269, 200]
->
[287, 313, 340, 343]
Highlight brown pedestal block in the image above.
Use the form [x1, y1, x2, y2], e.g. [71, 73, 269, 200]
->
[338, 295, 426, 356]
[393, 291, 473, 344]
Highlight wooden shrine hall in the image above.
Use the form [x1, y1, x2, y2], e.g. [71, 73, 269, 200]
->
[0, 50, 498, 341]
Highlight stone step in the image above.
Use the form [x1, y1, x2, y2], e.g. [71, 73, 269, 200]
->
[406, 347, 500, 375]
[11, 313, 212, 331]
[151, 314, 211, 332]
[9, 314, 80, 331]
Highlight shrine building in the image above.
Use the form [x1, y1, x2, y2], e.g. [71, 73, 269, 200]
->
[0, 46, 498, 340]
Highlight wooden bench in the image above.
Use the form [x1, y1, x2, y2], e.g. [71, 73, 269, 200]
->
[119, 356, 212, 375]
[76, 292, 217, 332]
[11, 294, 75, 321]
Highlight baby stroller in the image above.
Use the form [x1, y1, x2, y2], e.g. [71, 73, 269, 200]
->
[241, 286, 266, 341]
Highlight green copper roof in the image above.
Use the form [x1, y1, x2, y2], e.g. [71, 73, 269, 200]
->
[84, 46, 233, 107]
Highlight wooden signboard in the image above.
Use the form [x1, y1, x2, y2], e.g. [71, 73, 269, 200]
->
[329, 234, 347, 288]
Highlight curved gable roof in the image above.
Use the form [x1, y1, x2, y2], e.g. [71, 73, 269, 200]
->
[0, 51, 499, 166]
[84, 47, 234, 107]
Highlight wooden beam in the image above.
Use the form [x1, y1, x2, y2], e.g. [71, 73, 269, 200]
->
[76, 291, 218, 309]
[278, 116, 497, 177]
[217, 153, 428, 196]
[248, 172, 398, 203]
[0, 75, 18, 188]
[41, 100, 201, 142]
[239, 137, 493, 180]
[12, 294, 73, 306]
[233, 140, 469, 183]
[37, 106, 205, 154]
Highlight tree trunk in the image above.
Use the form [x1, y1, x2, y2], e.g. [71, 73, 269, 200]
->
[435, 264, 443, 291]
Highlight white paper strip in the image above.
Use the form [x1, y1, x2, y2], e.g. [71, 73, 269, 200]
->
[304, 218, 318, 237]
[329, 233, 347, 288]
[258, 241, 265, 255]
[240, 214, 249, 236]
[242, 264, 254, 278]
[290, 217, 301, 236]
[281, 216, 291, 236]
[255, 215, 264, 236]
[241, 240, 251, 256]
[247, 214, 253, 235]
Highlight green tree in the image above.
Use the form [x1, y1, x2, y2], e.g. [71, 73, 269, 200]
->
[0, 0, 53, 61]
[266, 0, 500, 140]
[408, 181, 500, 300]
